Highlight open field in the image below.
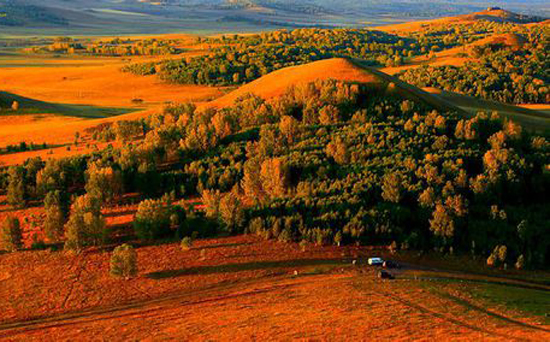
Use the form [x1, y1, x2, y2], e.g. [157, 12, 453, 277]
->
[0, 235, 548, 341]
[0, 50, 225, 151]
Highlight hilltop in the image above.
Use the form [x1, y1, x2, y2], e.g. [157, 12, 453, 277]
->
[377, 8, 547, 33]
[206, 58, 381, 108]
[206, 58, 465, 115]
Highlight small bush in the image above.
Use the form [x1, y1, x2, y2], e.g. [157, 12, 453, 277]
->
[110, 244, 138, 278]
[515, 255, 525, 270]
[181, 236, 193, 250]
[299, 240, 308, 252]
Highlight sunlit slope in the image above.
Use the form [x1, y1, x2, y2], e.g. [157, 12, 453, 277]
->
[206, 57, 466, 116]
[206, 58, 380, 108]
[425, 88, 550, 133]
[376, 9, 546, 33]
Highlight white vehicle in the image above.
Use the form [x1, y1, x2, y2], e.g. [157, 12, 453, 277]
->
[368, 257, 384, 266]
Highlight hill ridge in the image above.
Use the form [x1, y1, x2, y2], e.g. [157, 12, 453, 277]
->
[205, 57, 468, 116]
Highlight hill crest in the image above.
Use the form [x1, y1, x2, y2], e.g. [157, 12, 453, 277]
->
[377, 9, 548, 33]
[203, 57, 466, 115]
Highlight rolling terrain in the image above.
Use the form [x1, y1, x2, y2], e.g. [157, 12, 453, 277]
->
[1, 1, 548, 36]
[0, 52, 548, 166]
[0, 7, 549, 341]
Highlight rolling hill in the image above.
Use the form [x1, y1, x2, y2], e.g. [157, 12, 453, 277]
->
[377, 8, 548, 33]
[206, 57, 549, 133]
[206, 57, 467, 115]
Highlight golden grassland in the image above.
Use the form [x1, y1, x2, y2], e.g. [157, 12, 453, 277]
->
[375, 8, 543, 34]
[0, 234, 548, 341]
[0, 50, 225, 162]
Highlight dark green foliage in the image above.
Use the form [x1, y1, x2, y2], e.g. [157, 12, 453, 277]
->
[133, 196, 186, 240]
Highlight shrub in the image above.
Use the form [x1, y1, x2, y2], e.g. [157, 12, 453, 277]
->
[0, 216, 23, 252]
[334, 231, 343, 246]
[180, 236, 193, 250]
[110, 244, 137, 278]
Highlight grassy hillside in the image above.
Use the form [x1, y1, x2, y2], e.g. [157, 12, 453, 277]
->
[0, 91, 134, 118]
[426, 88, 550, 133]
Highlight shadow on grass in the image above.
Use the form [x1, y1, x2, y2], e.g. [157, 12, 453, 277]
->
[146, 258, 344, 280]
[434, 289, 550, 332]
[0, 91, 138, 118]
[103, 209, 137, 218]
[199, 242, 254, 250]
[409, 273, 550, 292]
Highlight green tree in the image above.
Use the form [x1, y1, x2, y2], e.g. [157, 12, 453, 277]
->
[7, 166, 26, 207]
[219, 189, 245, 233]
[0, 216, 23, 252]
[429, 204, 455, 239]
[381, 173, 402, 203]
[85, 162, 123, 204]
[260, 158, 289, 199]
[110, 244, 137, 278]
[133, 198, 184, 240]
[64, 194, 106, 251]
[44, 191, 66, 242]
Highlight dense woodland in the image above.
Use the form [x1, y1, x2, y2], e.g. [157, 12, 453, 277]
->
[1, 79, 548, 269]
[122, 26, 490, 85]
[122, 21, 517, 83]
[399, 25, 549, 104]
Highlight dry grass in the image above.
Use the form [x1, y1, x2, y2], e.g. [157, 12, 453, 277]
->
[0, 235, 548, 341]
[0, 54, 224, 151]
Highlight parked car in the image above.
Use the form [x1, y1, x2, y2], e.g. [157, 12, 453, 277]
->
[368, 257, 384, 266]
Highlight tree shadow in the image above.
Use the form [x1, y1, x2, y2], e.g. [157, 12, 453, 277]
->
[103, 209, 136, 218]
[436, 290, 550, 333]
[146, 258, 344, 280]
[199, 242, 254, 250]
